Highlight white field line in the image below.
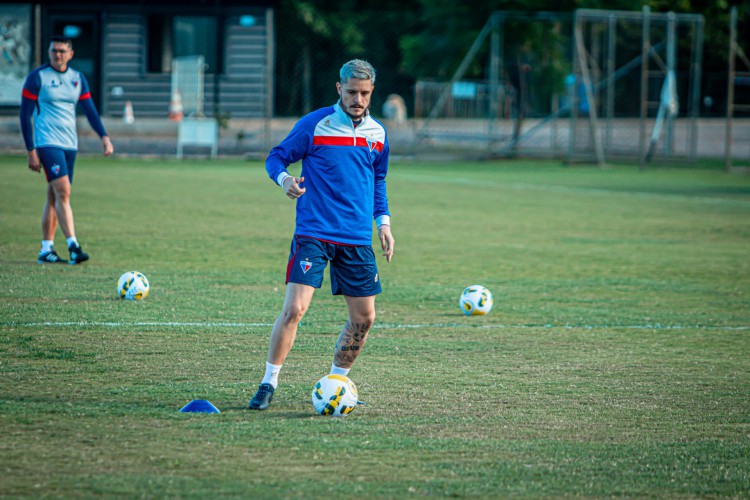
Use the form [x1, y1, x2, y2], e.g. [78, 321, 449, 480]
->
[1, 321, 273, 328]
[2, 321, 749, 331]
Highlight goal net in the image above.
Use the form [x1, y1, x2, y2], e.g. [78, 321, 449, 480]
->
[171, 55, 206, 117]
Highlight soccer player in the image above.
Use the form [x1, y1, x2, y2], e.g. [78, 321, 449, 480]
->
[248, 59, 395, 410]
[20, 35, 113, 265]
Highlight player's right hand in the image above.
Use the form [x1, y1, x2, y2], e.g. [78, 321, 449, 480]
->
[102, 136, 114, 157]
[27, 149, 41, 173]
[283, 176, 306, 200]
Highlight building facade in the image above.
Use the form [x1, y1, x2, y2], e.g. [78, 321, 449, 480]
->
[1, 0, 274, 119]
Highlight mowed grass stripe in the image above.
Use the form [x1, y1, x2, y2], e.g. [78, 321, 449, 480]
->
[1, 156, 749, 497]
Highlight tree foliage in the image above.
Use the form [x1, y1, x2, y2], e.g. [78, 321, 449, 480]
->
[273, 0, 749, 116]
[275, 0, 420, 115]
[398, 0, 748, 79]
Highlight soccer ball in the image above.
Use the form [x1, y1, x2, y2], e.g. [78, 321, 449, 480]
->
[117, 271, 150, 300]
[459, 285, 493, 315]
[311, 374, 360, 417]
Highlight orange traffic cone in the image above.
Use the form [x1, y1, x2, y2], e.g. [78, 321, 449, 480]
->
[123, 100, 135, 124]
[169, 91, 184, 122]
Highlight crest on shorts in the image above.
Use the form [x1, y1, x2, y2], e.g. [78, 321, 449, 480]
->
[51, 163, 60, 175]
[300, 259, 312, 274]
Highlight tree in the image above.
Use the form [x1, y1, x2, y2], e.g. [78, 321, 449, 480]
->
[273, 0, 748, 117]
[274, 0, 420, 116]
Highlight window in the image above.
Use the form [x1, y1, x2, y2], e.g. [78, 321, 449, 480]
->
[174, 17, 217, 73]
[147, 15, 171, 73]
[147, 15, 218, 74]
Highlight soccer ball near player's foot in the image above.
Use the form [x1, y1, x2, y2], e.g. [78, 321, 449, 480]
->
[311, 374, 360, 417]
[459, 285, 493, 316]
[117, 271, 150, 300]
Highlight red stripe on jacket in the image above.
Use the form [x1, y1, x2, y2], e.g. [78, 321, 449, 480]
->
[313, 135, 384, 152]
[79, 92, 92, 101]
[22, 89, 37, 101]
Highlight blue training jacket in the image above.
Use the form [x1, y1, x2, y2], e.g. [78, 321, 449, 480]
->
[266, 102, 390, 246]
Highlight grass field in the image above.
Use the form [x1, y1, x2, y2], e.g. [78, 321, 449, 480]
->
[1, 155, 749, 498]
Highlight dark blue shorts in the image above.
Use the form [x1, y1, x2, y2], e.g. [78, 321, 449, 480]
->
[38, 147, 77, 183]
[286, 236, 382, 297]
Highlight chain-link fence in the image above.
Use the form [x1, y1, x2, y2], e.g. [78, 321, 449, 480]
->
[404, 9, 707, 164]
[268, 6, 745, 164]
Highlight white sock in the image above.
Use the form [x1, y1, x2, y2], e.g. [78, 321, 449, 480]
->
[330, 364, 350, 376]
[66, 236, 78, 248]
[261, 361, 282, 388]
[40, 240, 54, 254]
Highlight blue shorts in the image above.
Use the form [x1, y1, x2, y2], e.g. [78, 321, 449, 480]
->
[286, 236, 382, 297]
[38, 147, 77, 183]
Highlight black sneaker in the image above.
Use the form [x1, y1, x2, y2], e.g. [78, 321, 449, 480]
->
[248, 383, 275, 410]
[37, 250, 68, 264]
[68, 243, 89, 265]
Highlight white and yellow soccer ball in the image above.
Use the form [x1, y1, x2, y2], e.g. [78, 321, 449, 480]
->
[311, 374, 360, 417]
[459, 285, 493, 316]
[117, 271, 150, 301]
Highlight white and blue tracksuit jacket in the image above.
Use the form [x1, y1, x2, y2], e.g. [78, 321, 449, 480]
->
[20, 64, 107, 151]
[266, 102, 390, 246]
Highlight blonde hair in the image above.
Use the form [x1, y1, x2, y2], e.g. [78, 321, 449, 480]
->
[339, 59, 376, 84]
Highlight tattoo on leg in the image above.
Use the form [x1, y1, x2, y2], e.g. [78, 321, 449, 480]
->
[334, 320, 370, 367]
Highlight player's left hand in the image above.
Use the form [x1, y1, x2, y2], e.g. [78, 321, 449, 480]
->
[102, 136, 114, 157]
[27, 149, 41, 173]
[378, 225, 394, 263]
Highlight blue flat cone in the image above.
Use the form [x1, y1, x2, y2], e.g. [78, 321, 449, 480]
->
[179, 399, 220, 413]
